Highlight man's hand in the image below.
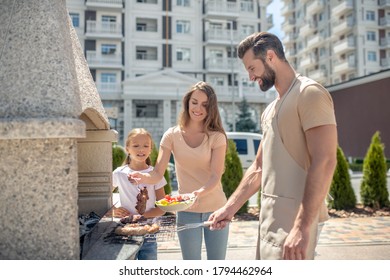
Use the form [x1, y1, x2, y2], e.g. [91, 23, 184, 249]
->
[282, 225, 310, 260]
[208, 206, 234, 230]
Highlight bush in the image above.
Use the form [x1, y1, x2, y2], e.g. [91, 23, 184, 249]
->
[112, 143, 126, 171]
[150, 143, 172, 195]
[222, 139, 247, 213]
[360, 131, 390, 208]
[328, 146, 356, 210]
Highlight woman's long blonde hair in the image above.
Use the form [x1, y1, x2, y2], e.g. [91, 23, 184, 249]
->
[122, 128, 153, 166]
[179, 81, 226, 137]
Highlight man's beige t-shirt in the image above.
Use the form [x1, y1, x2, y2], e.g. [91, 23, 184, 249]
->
[160, 126, 227, 213]
[270, 75, 337, 171]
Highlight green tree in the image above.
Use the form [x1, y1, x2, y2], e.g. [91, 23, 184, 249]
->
[150, 143, 172, 195]
[112, 143, 126, 171]
[360, 131, 390, 208]
[328, 146, 356, 210]
[230, 97, 259, 132]
[222, 139, 247, 213]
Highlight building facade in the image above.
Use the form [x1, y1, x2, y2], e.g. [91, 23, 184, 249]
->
[66, 0, 275, 145]
[281, 0, 390, 86]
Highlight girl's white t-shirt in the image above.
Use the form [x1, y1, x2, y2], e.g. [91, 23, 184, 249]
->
[112, 165, 166, 215]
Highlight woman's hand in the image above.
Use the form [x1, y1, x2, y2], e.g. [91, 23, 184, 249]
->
[128, 171, 147, 184]
[113, 206, 131, 218]
[187, 188, 206, 209]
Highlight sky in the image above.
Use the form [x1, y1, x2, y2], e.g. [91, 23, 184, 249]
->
[266, 0, 285, 39]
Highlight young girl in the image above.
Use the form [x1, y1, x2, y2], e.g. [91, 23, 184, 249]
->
[112, 128, 166, 260]
[130, 81, 229, 260]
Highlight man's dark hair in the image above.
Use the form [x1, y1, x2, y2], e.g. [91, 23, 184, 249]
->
[237, 32, 287, 62]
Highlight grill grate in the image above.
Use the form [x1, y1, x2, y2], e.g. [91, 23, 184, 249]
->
[103, 215, 177, 244]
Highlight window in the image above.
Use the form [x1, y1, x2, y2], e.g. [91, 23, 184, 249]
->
[210, 49, 223, 58]
[137, 23, 147, 31]
[233, 139, 248, 155]
[101, 44, 116, 55]
[176, 20, 190, 34]
[210, 22, 223, 30]
[101, 73, 116, 83]
[367, 51, 377, 62]
[137, 0, 157, 3]
[102, 15, 116, 23]
[240, 0, 253, 12]
[69, 13, 79, 28]
[136, 47, 157, 60]
[177, 0, 190, 6]
[319, 12, 324, 22]
[366, 11, 375, 21]
[366, 31, 376, 41]
[210, 77, 224, 86]
[136, 50, 147, 60]
[242, 25, 254, 37]
[136, 104, 158, 118]
[176, 48, 191, 61]
[253, 139, 261, 154]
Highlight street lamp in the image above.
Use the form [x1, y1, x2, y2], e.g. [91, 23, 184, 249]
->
[229, 21, 236, 132]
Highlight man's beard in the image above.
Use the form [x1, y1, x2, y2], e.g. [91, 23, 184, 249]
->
[259, 62, 276, 92]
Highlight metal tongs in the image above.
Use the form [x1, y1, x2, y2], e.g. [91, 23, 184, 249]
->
[176, 221, 213, 232]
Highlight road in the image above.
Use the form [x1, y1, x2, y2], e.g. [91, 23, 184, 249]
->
[248, 172, 390, 206]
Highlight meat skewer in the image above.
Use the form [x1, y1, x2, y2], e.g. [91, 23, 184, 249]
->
[135, 186, 148, 215]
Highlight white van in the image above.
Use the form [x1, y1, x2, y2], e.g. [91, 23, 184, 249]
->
[226, 132, 262, 170]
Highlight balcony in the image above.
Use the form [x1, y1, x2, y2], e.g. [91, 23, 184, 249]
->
[285, 48, 297, 58]
[333, 57, 356, 74]
[206, 57, 240, 73]
[267, 14, 274, 30]
[333, 37, 355, 54]
[205, 28, 239, 45]
[212, 85, 275, 103]
[300, 21, 316, 37]
[381, 57, 390, 67]
[96, 82, 122, 94]
[204, 0, 239, 19]
[379, 16, 390, 27]
[379, 0, 390, 7]
[332, 17, 354, 36]
[96, 83, 122, 99]
[307, 0, 325, 15]
[85, 0, 123, 9]
[380, 37, 390, 48]
[307, 33, 326, 49]
[136, 18, 158, 32]
[308, 69, 327, 84]
[299, 54, 316, 69]
[281, 2, 295, 16]
[86, 20, 122, 38]
[284, 32, 298, 43]
[332, 0, 353, 17]
[86, 51, 122, 69]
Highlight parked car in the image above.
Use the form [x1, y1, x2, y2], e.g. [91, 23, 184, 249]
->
[226, 132, 262, 170]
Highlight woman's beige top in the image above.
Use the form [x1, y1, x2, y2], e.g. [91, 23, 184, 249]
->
[160, 126, 227, 213]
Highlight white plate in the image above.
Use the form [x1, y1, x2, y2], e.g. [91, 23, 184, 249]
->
[155, 195, 195, 212]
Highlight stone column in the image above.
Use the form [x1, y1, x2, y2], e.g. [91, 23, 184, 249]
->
[0, 0, 110, 259]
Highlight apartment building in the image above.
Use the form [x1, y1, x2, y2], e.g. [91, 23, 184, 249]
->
[281, 0, 390, 86]
[66, 0, 275, 145]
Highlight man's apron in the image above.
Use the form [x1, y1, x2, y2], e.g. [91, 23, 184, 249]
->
[256, 82, 319, 260]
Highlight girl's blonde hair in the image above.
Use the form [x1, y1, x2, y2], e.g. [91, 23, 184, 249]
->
[179, 81, 227, 142]
[123, 128, 153, 166]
